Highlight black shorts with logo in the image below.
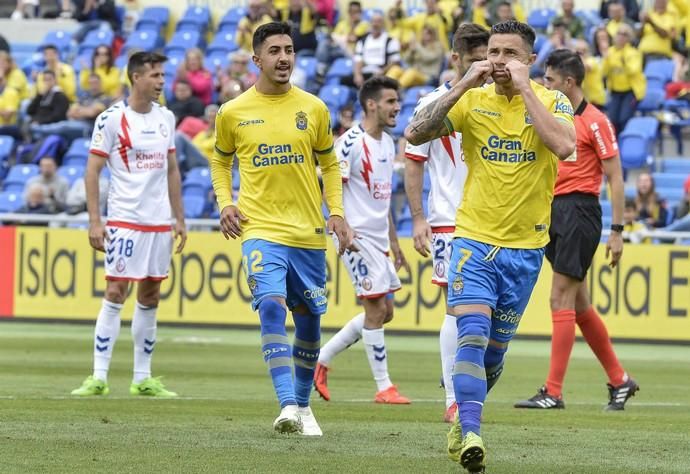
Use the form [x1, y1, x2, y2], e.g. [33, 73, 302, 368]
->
[545, 193, 602, 281]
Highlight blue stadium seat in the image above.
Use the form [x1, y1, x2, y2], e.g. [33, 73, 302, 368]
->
[0, 191, 23, 213]
[63, 138, 90, 166]
[0, 135, 15, 160]
[207, 31, 239, 55]
[165, 31, 202, 56]
[183, 194, 206, 218]
[618, 117, 658, 169]
[296, 56, 318, 80]
[183, 167, 212, 197]
[80, 29, 115, 55]
[205, 51, 230, 72]
[325, 58, 353, 85]
[644, 58, 674, 85]
[534, 34, 548, 54]
[40, 30, 72, 56]
[657, 186, 685, 202]
[136, 6, 170, 31]
[363, 8, 384, 21]
[652, 172, 688, 190]
[123, 30, 160, 53]
[319, 84, 352, 110]
[218, 7, 247, 31]
[177, 5, 212, 33]
[527, 9, 556, 30]
[58, 165, 85, 187]
[391, 109, 414, 137]
[637, 88, 665, 114]
[622, 116, 658, 138]
[661, 158, 690, 174]
[3, 164, 39, 193]
[403, 86, 434, 108]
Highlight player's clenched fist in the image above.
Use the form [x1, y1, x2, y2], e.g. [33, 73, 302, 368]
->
[220, 205, 247, 240]
[459, 60, 493, 89]
[88, 221, 108, 252]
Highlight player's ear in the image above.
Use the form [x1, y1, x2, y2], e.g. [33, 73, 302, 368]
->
[252, 54, 261, 70]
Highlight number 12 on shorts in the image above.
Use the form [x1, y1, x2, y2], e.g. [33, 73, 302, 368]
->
[455, 248, 472, 273]
[243, 250, 264, 275]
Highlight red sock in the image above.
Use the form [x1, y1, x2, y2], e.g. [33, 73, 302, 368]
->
[545, 309, 576, 398]
[576, 306, 626, 387]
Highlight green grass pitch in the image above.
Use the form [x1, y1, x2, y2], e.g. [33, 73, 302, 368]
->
[1, 322, 688, 473]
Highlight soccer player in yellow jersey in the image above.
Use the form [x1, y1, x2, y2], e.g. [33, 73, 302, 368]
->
[405, 20, 576, 473]
[211, 22, 352, 436]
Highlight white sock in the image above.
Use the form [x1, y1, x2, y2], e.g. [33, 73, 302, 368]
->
[93, 299, 123, 382]
[362, 327, 393, 392]
[131, 302, 157, 384]
[440, 314, 457, 409]
[318, 312, 364, 366]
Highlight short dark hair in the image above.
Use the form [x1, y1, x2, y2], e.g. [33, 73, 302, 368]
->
[545, 48, 585, 86]
[348, 1, 362, 10]
[252, 21, 292, 54]
[127, 51, 167, 83]
[497, 1, 512, 8]
[42, 44, 58, 53]
[490, 20, 536, 52]
[359, 76, 399, 111]
[624, 198, 637, 209]
[453, 23, 490, 55]
[42, 69, 56, 79]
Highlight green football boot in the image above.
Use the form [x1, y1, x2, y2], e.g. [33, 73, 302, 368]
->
[71, 376, 109, 396]
[129, 377, 178, 397]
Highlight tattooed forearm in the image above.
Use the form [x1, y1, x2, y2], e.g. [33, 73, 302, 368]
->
[404, 89, 462, 145]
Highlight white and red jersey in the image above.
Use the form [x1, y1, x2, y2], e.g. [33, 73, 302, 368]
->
[405, 82, 467, 230]
[89, 100, 176, 228]
[336, 125, 396, 253]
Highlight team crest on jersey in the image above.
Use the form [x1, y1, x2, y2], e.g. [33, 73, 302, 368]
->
[159, 123, 168, 137]
[247, 276, 258, 294]
[361, 277, 373, 291]
[116, 257, 126, 273]
[451, 276, 464, 294]
[524, 112, 533, 125]
[295, 111, 308, 131]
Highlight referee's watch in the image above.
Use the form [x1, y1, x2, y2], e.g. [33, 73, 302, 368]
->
[610, 224, 624, 233]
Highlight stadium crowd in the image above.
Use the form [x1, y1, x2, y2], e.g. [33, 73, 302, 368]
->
[0, 0, 689, 237]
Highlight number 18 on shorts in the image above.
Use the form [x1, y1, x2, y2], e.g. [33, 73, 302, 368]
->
[104, 226, 173, 281]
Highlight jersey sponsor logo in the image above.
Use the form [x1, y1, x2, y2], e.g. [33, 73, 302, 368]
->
[590, 122, 610, 156]
[134, 150, 166, 170]
[493, 307, 522, 325]
[303, 286, 326, 300]
[252, 143, 306, 167]
[554, 100, 574, 116]
[295, 111, 308, 131]
[238, 119, 265, 127]
[451, 275, 464, 294]
[372, 179, 392, 200]
[480, 135, 536, 163]
[472, 108, 502, 118]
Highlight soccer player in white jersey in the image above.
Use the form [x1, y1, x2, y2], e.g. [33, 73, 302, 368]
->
[71, 52, 187, 398]
[314, 77, 411, 404]
[404, 23, 489, 423]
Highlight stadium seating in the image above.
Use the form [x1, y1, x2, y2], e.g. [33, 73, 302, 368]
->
[652, 172, 688, 190]
[296, 56, 318, 81]
[79, 29, 115, 55]
[122, 30, 160, 54]
[391, 109, 414, 137]
[183, 194, 206, 218]
[218, 7, 247, 31]
[63, 138, 90, 167]
[324, 58, 353, 85]
[527, 9, 556, 30]
[644, 59, 674, 85]
[207, 31, 239, 55]
[0, 191, 23, 213]
[319, 84, 352, 111]
[660, 158, 690, 174]
[402, 86, 434, 109]
[600, 200, 612, 218]
[57, 165, 85, 187]
[165, 31, 203, 56]
[39, 30, 72, 57]
[135, 6, 171, 31]
[0, 135, 15, 180]
[176, 5, 212, 33]
[3, 164, 39, 193]
[637, 88, 666, 114]
[205, 51, 231, 72]
[618, 117, 658, 169]
[183, 167, 212, 198]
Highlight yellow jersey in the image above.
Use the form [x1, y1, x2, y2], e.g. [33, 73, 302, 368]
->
[602, 44, 646, 100]
[638, 10, 677, 58]
[0, 86, 20, 126]
[445, 82, 575, 249]
[212, 86, 343, 250]
[80, 66, 122, 98]
[6, 68, 29, 100]
[582, 56, 606, 106]
[402, 12, 452, 50]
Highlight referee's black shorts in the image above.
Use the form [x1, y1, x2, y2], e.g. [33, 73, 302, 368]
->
[545, 193, 602, 281]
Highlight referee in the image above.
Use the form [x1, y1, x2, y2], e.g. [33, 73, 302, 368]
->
[515, 49, 639, 411]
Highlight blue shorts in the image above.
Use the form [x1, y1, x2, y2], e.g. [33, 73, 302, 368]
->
[242, 239, 328, 315]
[447, 238, 545, 343]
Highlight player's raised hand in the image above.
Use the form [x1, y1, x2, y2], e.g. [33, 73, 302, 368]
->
[220, 205, 247, 240]
[459, 60, 493, 90]
[412, 215, 433, 257]
[88, 220, 108, 252]
[173, 220, 187, 254]
[606, 232, 623, 268]
[327, 215, 353, 256]
[505, 59, 531, 92]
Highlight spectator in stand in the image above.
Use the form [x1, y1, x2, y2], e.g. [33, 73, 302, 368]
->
[236, 0, 274, 52]
[0, 74, 22, 140]
[218, 51, 258, 93]
[605, 2, 635, 38]
[635, 172, 669, 228]
[401, 0, 452, 50]
[11, 0, 39, 19]
[315, 0, 370, 73]
[622, 198, 646, 243]
[314, 0, 336, 26]
[27, 70, 70, 132]
[35, 45, 76, 103]
[638, 0, 677, 63]
[550, 0, 585, 39]
[64, 174, 109, 216]
[387, 25, 444, 89]
[32, 73, 110, 141]
[24, 156, 69, 212]
[60, 0, 120, 43]
[332, 104, 355, 137]
[218, 77, 245, 104]
[175, 104, 218, 172]
[78, 45, 121, 99]
[471, 0, 491, 29]
[168, 79, 205, 126]
[18, 183, 54, 216]
[386, 4, 415, 53]
[351, 12, 401, 87]
[661, 176, 690, 231]
[0, 51, 29, 100]
[279, 0, 319, 55]
[494, 1, 516, 23]
[602, 23, 646, 135]
[534, 20, 574, 74]
[0, 34, 9, 53]
[175, 48, 214, 106]
[592, 26, 612, 58]
[600, 0, 639, 22]
[574, 40, 607, 109]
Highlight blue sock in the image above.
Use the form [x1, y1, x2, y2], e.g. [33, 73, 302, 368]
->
[258, 298, 296, 408]
[485, 343, 507, 393]
[292, 311, 321, 407]
[452, 313, 490, 436]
